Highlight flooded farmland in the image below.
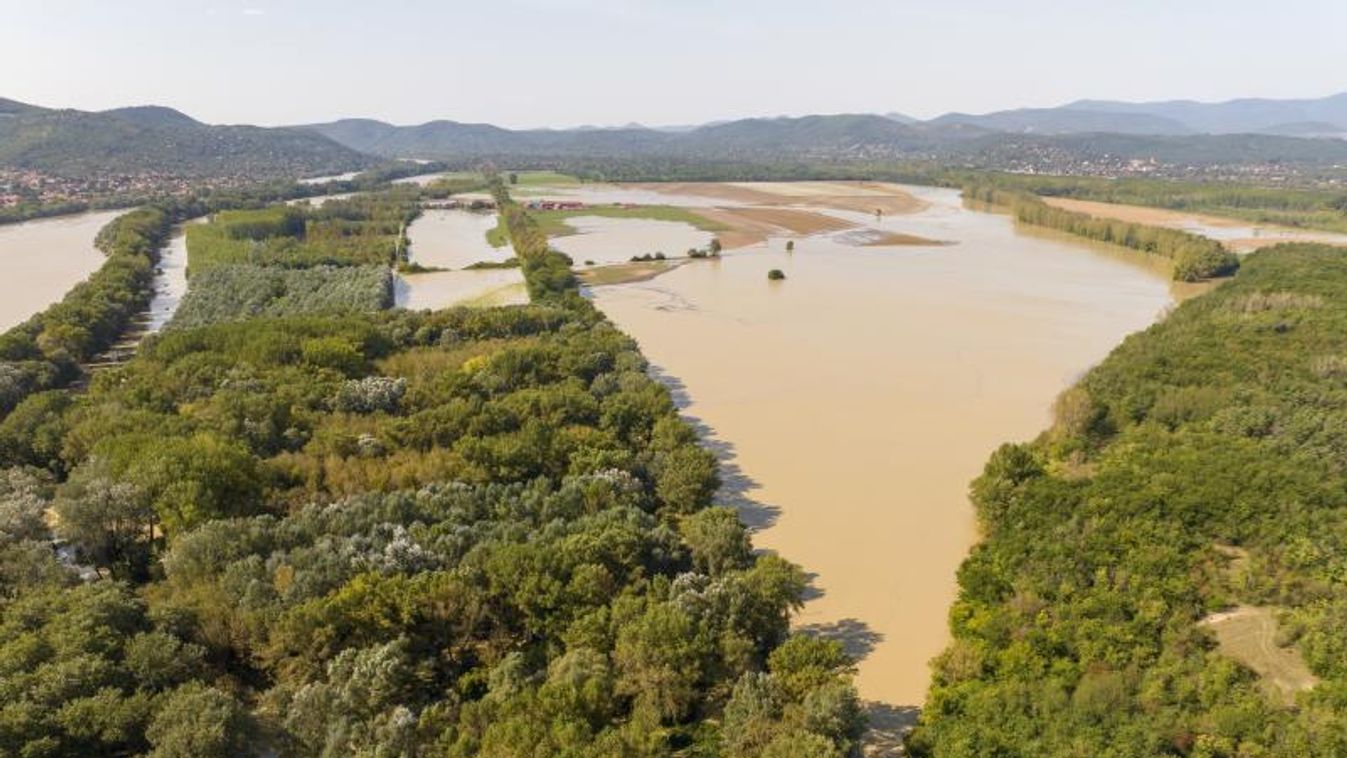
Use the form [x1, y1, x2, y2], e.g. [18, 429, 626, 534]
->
[395, 208, 526, 310]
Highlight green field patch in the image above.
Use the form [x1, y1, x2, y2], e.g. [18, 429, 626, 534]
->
[169, 264, 393, 327]
[505, 170, 580, 186]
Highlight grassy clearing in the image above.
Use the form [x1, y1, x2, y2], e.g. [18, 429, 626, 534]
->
[506, 170, 580, 186]
[1201, 607, 1319, 704]
[486, 214, 511, 247]
[577, 260, 685, 286]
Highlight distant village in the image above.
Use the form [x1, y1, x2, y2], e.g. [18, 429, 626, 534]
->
[0, 167, 309, 208]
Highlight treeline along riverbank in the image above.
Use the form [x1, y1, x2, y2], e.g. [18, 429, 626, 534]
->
[962, 183, 1240, 282]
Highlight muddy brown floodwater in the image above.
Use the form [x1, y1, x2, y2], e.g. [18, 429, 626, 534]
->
[395, 209, 526, 310]
[0, 210, 125, 332]
[582, 184, 1198, 712]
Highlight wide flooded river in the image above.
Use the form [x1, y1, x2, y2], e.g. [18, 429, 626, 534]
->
[0, 210, 124, 331]
[395, 208, 526, 310]
[584, 184, 1194, 710]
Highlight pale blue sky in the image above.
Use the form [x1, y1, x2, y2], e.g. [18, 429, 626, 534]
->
[5, 0, 1345, 128]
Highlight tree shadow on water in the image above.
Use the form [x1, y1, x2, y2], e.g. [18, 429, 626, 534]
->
[861, 702, 921, 757]
[799, 571, 825, 602]
[796, 617, 885, 661]
[648, 364, 781, 531]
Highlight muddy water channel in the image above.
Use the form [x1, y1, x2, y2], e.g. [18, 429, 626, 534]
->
[395, 209, 526, 310]
[145, 221, 199, 333]
[0, 210, 125, 331]
[584, 185, 1195, 709]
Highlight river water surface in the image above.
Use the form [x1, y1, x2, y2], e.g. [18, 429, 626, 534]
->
[0, 210, 125, 331]
[586, 185, 1196, 709]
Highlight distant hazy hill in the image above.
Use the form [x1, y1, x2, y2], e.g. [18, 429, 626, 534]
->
[960, 130, 1347, 168]
[930, 108, 1192, 135]
[1254, 121, 1347, 138]
[303, 113, 987, 161]
[1062, 92, 1347, 136]
[0, 98, 372, 179]
[304, 107, 1347, 172]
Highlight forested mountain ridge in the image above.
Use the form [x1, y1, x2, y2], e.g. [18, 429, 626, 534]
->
[0, 97, 372, 179]
[302, 108, 1347, 178]
[303, 113, 960, 161]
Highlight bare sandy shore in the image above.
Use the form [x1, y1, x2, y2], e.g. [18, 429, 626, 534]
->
[604, 181, 932, 250]
[577, 259, 687, 286]
[627, 181, 930, 216]
[694, 206, 857, 248]
[1043, 196, 1247, 228]
[1043, 196, 1347, 253]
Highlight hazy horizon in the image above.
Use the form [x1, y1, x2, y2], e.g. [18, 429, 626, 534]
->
[7, 0, 1346, 129]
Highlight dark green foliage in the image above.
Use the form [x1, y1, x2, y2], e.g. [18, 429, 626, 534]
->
[0, 581, 250, 757]
[911, 245, 1347, 756]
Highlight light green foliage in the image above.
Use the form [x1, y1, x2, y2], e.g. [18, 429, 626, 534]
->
[186, 192, 419, 272]
[170, 264, 392, 328]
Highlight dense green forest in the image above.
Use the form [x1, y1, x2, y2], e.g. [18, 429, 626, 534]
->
[910, 244, 1347, 757]
[963, 184, 1240, 281]
[184, 194, 418, 272]
[0, 179, 864, 756]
